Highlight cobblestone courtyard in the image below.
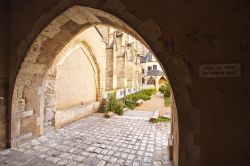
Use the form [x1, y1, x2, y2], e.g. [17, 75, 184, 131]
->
[0, 113, 171, 166]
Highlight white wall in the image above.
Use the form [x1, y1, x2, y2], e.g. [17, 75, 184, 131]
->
[76, 27, 107, 96]
[56, 47, 97, 110]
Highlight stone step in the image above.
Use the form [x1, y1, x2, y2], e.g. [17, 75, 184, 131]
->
[150, 110, 160, 123]
[136, 99, 144, 106]
[104, 111, 115, 118]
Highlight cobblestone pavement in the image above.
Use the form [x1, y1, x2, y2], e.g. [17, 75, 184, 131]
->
[0, 149, 54, 166]
[0, 113, 171, 166]
[123, 110, 154, 120]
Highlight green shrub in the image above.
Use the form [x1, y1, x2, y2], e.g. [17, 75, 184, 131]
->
[140, 89, 156, 100]
[123, 89, 157, 109]
[164, 96, 172, 107]
[102, 88, 157, 115]
[151, 89, 157, 95]
[124, 98, 137, 110]
[156, 116, 171, 123]
[106, 95, 124, 115]
[139, 93, 151, 100]
[141, 90, 151, 96]
[113, 100, 124, 115]
[98, 98, 108, 114]
[159, 82, 171, 97]
[159, 85, 165, 94]
[158, 82, 172, 106]
[124, 93, 137, 109]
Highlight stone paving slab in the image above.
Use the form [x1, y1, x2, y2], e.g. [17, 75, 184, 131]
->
[122, 110, 154, 120]
[0, 149, 54, 165]
[0, 113, 171, 166]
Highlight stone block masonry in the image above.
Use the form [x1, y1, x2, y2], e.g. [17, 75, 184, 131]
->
[55, 102, 100, 128]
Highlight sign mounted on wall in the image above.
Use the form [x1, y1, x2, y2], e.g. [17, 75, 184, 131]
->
[199, 63, 241, 78]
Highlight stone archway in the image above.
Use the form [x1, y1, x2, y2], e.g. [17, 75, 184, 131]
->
[9, 5, 196, 165]
[147, 76, 156, 85]
[158, 76, 167, 87]
[41, 42, 101, 132]
[11, 29, 103, 145]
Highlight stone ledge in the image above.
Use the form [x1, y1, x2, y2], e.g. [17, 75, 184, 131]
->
[16, 110, 33, 119]
[55, 102, 100, 128]
[150, 110, 160, 123]
[11, 132, 33, 147]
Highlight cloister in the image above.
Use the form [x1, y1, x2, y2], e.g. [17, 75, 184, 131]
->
[0, 1, 249, 166]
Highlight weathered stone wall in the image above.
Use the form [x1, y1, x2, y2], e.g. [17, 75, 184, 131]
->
[77, 27, 106, 99]
[126, 47, 135, 88]
[43, 79, 56, 134]
[56, 47, 97, 110]
[171, 96, 179, 165]
[5, 1, 250, 166]
[105, 48, 114, 91]
[55, 102, 100, 128]
[116, 32, 127, 89]
[127, 61, 133, 88]
[0, 1, 9, 149]
[9, 9, 107, 146]
[136, 56, 142, 87]
[105, 29, 144, 91]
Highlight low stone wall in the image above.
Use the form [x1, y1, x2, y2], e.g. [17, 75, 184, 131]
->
[55, 102, 100, 128]
[146, 85, 156, 89]
[104, 87, 144, 99]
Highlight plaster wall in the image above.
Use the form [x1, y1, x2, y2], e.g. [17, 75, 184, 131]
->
[56, 47, 97, 110]
[76, 27, 106, 96]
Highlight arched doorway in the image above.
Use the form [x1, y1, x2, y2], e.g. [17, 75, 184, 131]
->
[147, 76, 156, 88]
[159, 76, 167, 87]
[9, 5, 195, 166]
[55, 47, 97, 110]
[49, 42, 101, 129]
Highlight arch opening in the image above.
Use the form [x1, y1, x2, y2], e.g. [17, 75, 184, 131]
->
[159, 76, 167, 87]
[9, 5, 187, 165]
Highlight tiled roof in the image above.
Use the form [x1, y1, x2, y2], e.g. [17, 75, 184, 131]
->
[140, 52, 153, 63]
[147, 69, 164, 76]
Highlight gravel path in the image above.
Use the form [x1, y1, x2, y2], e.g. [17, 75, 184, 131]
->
[136, 92, 171, 116]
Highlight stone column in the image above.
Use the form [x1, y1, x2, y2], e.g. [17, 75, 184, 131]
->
[43, 79, 56, 133]
[137, 58, 142, 88]
[115, 32, 126, 89]
[131, 52, 137, 90]
[105, 47, 114, 91]
[127, 52, 133, 88]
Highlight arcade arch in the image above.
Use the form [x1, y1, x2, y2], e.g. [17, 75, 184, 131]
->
[10, 5, 195, 165]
